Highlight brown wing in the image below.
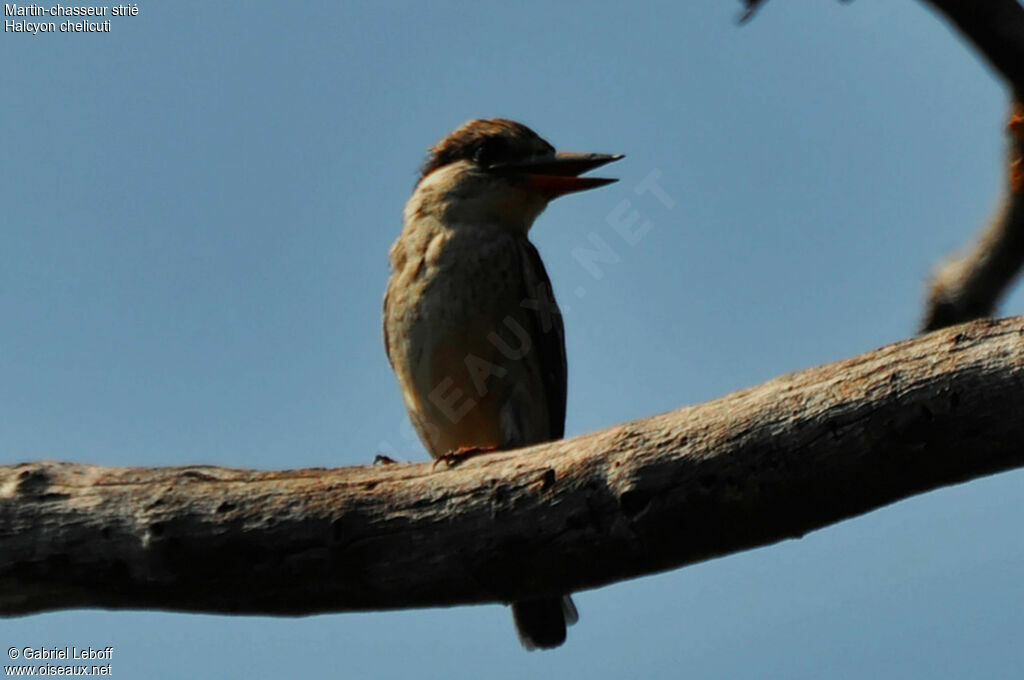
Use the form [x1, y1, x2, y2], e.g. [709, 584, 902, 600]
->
[382, 287, 392, 367]
[516, 239, 567, 440]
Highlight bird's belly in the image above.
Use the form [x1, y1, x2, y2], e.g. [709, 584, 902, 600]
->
[387, 264, 548, 457]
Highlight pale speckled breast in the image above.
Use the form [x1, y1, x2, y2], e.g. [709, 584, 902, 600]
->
[384, 222, 561, 457]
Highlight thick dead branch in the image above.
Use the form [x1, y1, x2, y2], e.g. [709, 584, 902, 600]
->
[3, 316, 1024, 618]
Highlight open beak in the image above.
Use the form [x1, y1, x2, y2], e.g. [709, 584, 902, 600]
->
[488, 151, 624, 198]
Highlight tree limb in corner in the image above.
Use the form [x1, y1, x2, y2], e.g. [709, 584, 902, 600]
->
[737, 0, 1024, 328]
[3, 315, 1024, 618]
[923, 102, 1024, 331]
[893, 0, 1024, 329]
[914, 1, 1024, 329]
[740, 0, 1024, 71]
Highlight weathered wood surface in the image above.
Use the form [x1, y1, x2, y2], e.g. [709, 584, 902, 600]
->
[2, 316, 1023, 617]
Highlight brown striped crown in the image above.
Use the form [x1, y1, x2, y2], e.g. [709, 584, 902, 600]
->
[419, 119, 555, 181]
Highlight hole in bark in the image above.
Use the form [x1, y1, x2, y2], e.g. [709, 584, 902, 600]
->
[216, 502, 236, 514]
[17, 468, 52, 496]
[540, 469, 556, 490]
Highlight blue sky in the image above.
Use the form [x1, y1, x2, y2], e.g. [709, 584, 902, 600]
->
[3, 1, 1023, 677]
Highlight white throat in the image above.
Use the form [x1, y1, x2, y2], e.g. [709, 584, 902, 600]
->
[405, 161, 548, 235]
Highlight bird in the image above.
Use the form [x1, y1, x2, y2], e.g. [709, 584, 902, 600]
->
[383, 118, 621, 650]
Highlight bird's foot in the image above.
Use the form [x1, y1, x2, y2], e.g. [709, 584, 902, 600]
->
[433, 445, 499, 468]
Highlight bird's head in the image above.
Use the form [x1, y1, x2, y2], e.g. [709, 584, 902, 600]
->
[407, 119, 622, 233]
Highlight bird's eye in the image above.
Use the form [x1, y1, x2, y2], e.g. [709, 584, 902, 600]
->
[473, 137, 508, 167]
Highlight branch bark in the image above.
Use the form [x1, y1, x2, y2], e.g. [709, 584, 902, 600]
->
[3, 316, 1024, 618]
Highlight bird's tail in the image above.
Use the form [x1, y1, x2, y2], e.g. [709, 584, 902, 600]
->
[511, 595, 578, 651]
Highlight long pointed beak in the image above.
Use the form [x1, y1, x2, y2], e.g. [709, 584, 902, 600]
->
[488, 152, 624, 198]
